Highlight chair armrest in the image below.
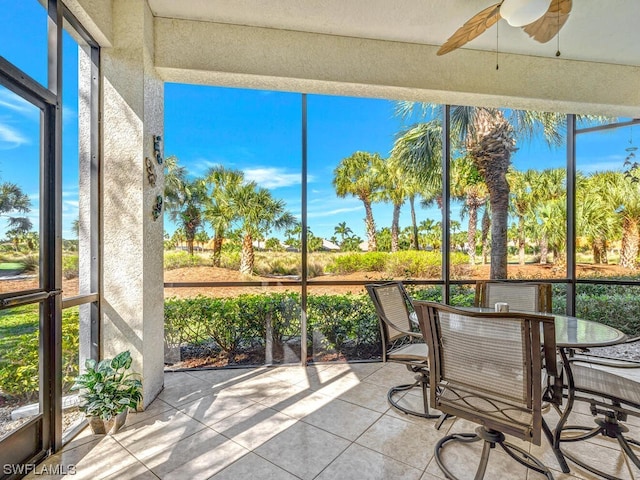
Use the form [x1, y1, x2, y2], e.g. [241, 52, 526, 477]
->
[570, 354, 640, 369]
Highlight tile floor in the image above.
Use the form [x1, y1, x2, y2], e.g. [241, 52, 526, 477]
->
[27, 362, 640, 480]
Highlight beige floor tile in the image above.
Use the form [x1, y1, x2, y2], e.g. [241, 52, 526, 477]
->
[364, 362, 417, 389]
[256, 384, 334, 419]
[157, 374, 216, 407]
[182, 366, 268, 389]
[260, 364, 331, 384]
[101, 461, 159, 480]
[219, 375, 293, 402]
[210, 402, 297, 450]
[356, 414, 442, 470]
[210, 452, 299, 480]
[420, 471, 445, 480]
[315, 443, 423, 480]
[311, 372, 365, 398]
[24, 435, 139, 480]
[300, 397, 382, 441]
[142, 426, 248, 479]
[295, 363, 364, 391]
[336, 380, 393, 413]
[255, 421, 350, 480]
[179, 389, 257, 426]
[125, 397, 175, 427]
[112, 410, 207, 460]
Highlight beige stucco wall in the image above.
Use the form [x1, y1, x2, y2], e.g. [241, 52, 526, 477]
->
[154, 18, 640, 118]
[101, 0, 164, 408]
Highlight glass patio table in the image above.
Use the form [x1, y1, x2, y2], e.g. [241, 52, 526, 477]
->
[462, 307, 627, 348]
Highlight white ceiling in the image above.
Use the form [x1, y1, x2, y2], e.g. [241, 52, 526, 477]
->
[148, 0, 640, 67]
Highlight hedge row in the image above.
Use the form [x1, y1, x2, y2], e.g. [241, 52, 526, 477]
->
[2, 286, 640, 399]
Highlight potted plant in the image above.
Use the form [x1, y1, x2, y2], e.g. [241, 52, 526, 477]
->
[71, 350, 143, 434]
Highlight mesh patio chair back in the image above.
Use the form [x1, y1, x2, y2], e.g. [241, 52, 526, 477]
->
[366, 282, 417, 358]
[475, 280, 552, 313]
[415, 301, 557, 446]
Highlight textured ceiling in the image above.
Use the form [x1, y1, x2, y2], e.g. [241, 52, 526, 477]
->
[148, 0, 640, 67]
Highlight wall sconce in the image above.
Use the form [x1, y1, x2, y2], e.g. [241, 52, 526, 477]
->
[145, 157, 156, 186]
[152, 195, 163, 221]
[153, 135, 163, 164]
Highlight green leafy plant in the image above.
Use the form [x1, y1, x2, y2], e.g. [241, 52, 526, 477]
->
[71, 351, 142, 420]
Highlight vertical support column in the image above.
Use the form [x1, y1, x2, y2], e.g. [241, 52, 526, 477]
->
[566, 114, 576, 316]
[101, 0, 164, 407]
[442, 105, 451, 304]
[78, 44, 101, 367]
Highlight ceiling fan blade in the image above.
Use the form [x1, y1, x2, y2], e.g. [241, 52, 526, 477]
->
[437, 3, 502, 56]
[522, 0, 572, 43]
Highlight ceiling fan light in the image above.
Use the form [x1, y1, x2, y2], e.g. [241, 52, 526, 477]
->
[500, 0, 552, 27]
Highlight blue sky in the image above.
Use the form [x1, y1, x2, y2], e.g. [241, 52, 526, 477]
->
[0, 0, 635, 243]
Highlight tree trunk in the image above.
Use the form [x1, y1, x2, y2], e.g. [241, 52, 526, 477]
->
[518, 215, 526, 265]
[620, 217, 639, 269]
[410, 195, 419, 250]
[488, 179, 510, 279]
[592, 237, 604, 264]
[539, 236, 549, 265]
[391, 203, 401, 253]
[212, 235, 223, 267]
[467, 201, 478, 266]
[363, 201, 377, 251]
[481, 208, 490, 265]
[467, 109, 515, 280]
[240, 234, 255, 275]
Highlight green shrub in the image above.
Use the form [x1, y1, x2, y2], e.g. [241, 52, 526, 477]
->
[62, 255, 79, 279]
[575, 293, 640, 335]
[384, 251, 442, 277]
[0, 309, 79, 400]
[325, 252, 388, 274]
[218, 251, 240, 270]
[20, 254, 39, 273]
[307, 294, 378, 355]
[164, 251, 209, 270]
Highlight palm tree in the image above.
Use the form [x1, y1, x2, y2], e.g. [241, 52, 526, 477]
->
[391, 120, 442, 250]
[507, 169, 538, 265]
[333, 221, 353, 246]
[333, 151, 383, 251]
[452, 157, 488, 265]
[203, 166, 244, 266]
[531, 168, 566, 264]
[600, 171, 640, 269]
[230, 182, 296, 275]
[577, 172, 620, 264]
[374, 156, 409, 252]
[0, 182, 32, 233]
[164, 156, 206, 255]
[397, 103, 567, 279]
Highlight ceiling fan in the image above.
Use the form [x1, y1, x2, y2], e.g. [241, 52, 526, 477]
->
[437, 0, 572, 56]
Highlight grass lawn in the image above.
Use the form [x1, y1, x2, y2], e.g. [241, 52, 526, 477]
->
[0, 305, 39, 354]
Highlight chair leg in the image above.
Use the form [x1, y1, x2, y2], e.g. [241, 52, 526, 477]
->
[387, 369, 440, 419]
[433, 428, 554, 480]
[558, 413, 640, 480]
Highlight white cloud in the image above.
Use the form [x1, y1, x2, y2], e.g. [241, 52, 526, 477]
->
[244, 167, 309, 189]
[307, 206, 363, 219]
[0, 123, 28, 149]
[0, 90, 37, 118]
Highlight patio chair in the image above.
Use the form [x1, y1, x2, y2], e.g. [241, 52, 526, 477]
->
[365, 282, 439, 419]
[553, 349, 640, 479]
[475, 280, 552, 313]
[414, 301, 558, 480]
